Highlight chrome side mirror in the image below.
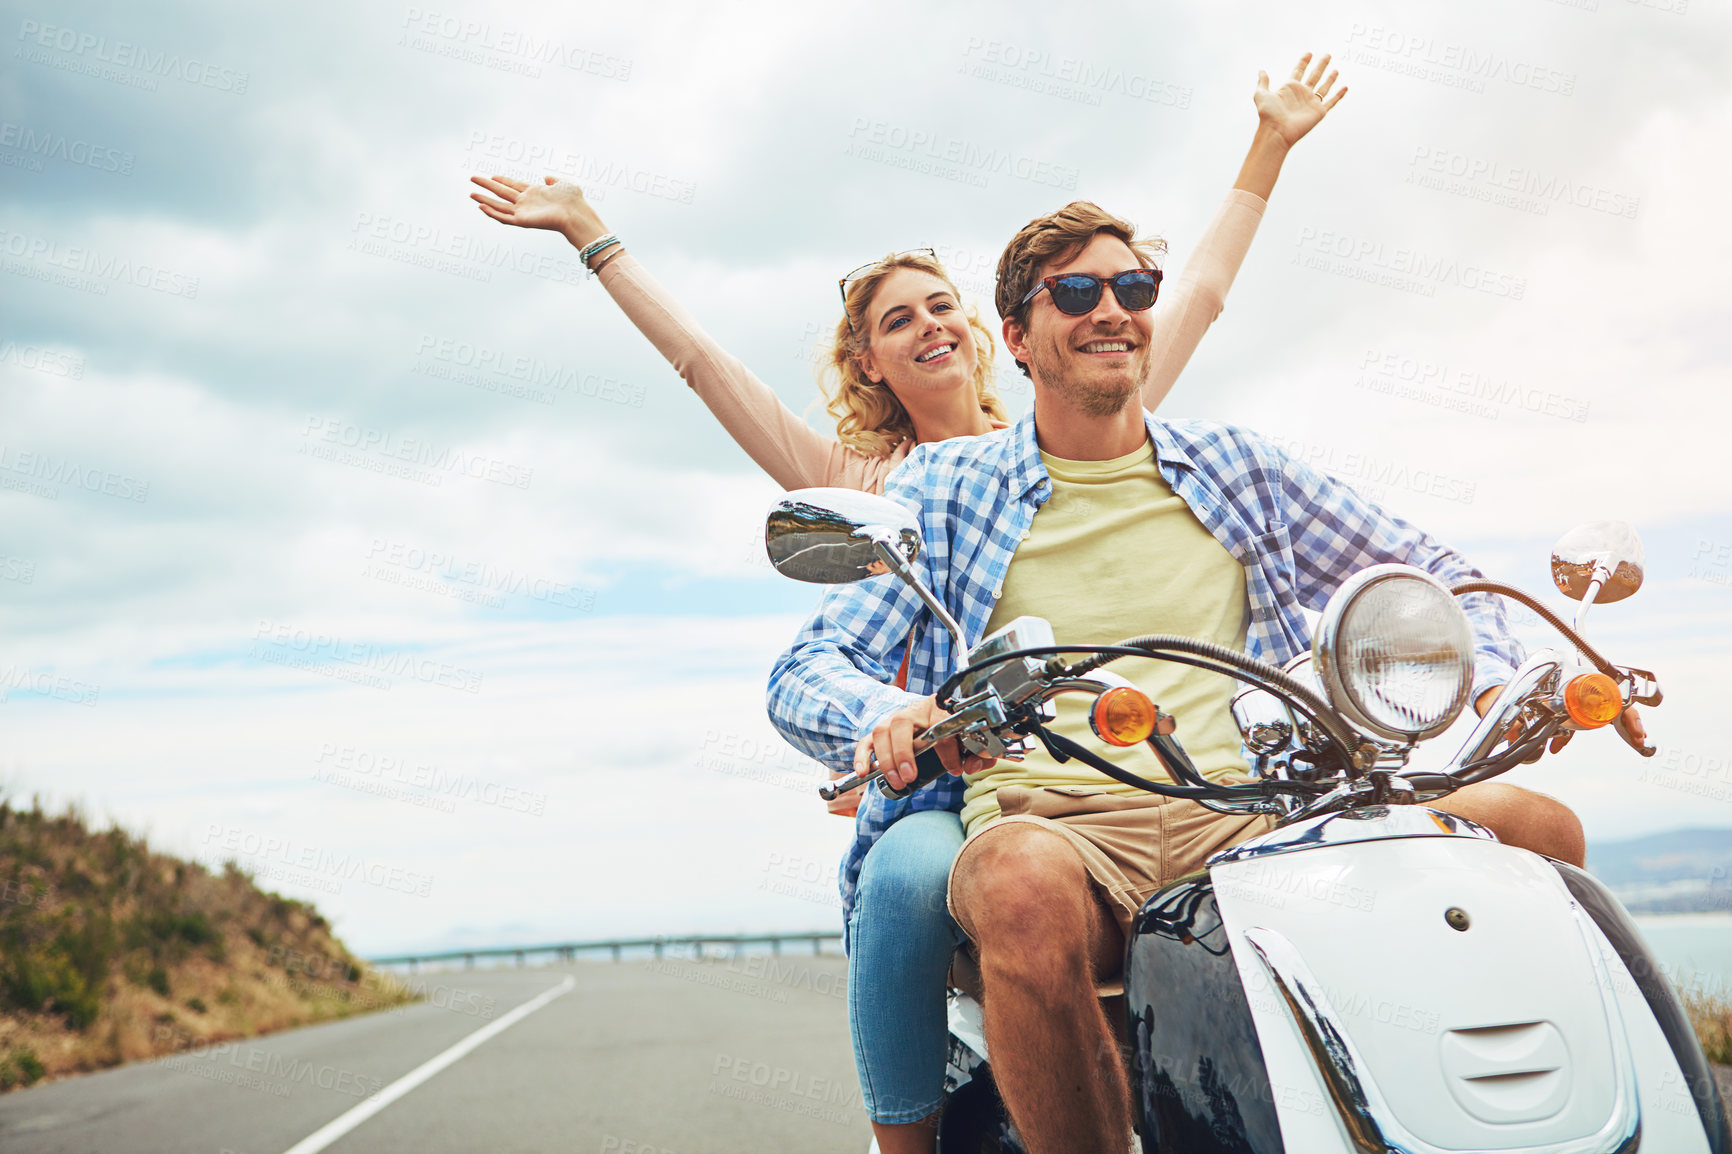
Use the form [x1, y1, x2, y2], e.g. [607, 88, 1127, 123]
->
[1231, 685, 1294, 755]
[765, 488, 970, 666]
[1551, 522, 1644, 605]
[766, 488, 919, 584]
[1232, 653, 1331, 758]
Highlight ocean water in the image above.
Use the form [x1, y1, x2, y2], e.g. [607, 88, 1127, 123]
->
[1632, 914, 1732, 995]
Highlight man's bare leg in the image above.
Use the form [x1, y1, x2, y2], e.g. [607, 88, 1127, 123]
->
[1433, 781, 1585, 866]
[950, 825, 1127, 1154]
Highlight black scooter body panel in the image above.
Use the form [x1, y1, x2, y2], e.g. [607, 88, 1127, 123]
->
[1126, 874, 1285, 1154]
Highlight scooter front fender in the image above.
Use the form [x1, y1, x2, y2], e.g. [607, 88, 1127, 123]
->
[1128, 817, 1720, 1152]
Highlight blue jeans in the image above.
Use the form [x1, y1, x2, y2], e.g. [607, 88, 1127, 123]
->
[847, 809, 966, 1124]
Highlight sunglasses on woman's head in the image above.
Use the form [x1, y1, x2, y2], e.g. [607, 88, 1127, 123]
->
[838, 248, 938, 305]
[1018, 268, 1163, 316]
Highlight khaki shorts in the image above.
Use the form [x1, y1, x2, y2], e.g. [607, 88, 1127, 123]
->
[947, 785, 1274, 948]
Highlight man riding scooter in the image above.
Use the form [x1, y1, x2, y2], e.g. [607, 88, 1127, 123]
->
[767, 199, 1638, 1154]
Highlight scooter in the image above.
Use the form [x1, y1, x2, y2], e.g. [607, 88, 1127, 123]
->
[767, 489, 1729, 1154]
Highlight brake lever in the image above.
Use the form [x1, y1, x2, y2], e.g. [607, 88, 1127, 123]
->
[1613, 709, 1656, 758]
[817, 705, 998, 802]
[817, 693, 1011, 800]
[818, 745, 952, 802]
[1606, 666, 1659, 758]
[1619, 666, 1662, 708]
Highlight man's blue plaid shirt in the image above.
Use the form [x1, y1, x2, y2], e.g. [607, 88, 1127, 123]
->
[765, 408, 1522, 935]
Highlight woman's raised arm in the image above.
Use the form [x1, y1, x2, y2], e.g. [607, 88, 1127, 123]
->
[469, 175, 888, 492]
[1142, 52, 1347, 411]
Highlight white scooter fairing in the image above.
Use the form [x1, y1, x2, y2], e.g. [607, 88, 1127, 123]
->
[765, 499, 1709, 1153]
[1127, 806, 1727, 1153]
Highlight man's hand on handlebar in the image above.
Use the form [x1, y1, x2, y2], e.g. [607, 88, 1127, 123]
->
[854, 696, 997, 792]
[1473, 685, 1647, 755]
[1611, 704, 1649, 754]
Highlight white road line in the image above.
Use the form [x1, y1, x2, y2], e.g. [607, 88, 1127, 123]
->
[278, 974, 576, 1154]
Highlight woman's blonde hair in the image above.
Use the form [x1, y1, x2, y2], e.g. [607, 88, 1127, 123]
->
[818, 252, 1008, 458]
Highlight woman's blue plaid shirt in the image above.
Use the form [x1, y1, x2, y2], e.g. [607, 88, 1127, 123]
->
[765, 409, 1522, 933]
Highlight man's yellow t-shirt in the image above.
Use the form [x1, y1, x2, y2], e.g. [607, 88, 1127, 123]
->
[960, 439, 1252, 833]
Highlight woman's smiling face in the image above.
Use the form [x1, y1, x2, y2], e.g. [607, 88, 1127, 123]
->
[856, 267, 978, 400]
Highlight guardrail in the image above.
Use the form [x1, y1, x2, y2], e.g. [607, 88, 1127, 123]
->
[370, 931, 844, 972]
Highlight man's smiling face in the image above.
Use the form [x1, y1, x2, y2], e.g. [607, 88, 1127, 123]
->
[1006, 232, 1154, 419]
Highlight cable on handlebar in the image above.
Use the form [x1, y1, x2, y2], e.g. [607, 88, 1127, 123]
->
[1401, 714, 1564, 794]
[1149, 731, 1213, 790]
[936, 645, 1244, 713]
[1074, 634, 1364, 760]
[1036, 726, 1330, 803]
[1453, 716, 1564, 784]
[1448, 580, 1618, 678]
[935, 641, 1361, 768]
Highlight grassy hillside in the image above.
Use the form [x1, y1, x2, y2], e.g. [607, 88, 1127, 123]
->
[1687, 985, 1732, 1065]
[0, 796, 409, 1092]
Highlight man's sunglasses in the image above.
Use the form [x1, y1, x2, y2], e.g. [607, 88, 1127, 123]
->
[1018, 268, 1163, 316]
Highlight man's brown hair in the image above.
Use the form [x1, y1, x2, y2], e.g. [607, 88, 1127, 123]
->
[993, 202, 1167, 375]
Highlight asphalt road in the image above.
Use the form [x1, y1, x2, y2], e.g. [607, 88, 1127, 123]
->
[0, 953, 869, 1154]
[8, 956, 1731, 1153]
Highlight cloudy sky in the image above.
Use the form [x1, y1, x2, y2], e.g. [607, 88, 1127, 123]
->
[1, 0, 1727, 955]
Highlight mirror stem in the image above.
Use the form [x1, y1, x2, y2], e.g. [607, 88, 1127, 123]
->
[1573, 564, 1609, 633]
[868, 536, 969, 671]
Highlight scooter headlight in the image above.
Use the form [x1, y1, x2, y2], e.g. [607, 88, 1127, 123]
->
[1313, 565, 1475, 743]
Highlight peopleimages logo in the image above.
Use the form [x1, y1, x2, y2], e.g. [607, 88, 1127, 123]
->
[0, 442, 150, 502]
[252, 619, 485, 695]
[300, 416, 533, 490]
[413, 335, 646, 408]
[1267, 435, 1478, 506]
[462, 134, 694, 205]
[0, 341, 85, 379]
[1293, 227, 1526, 302]
[0, 665, 100, 706]
[0, 121, 133, 174]
[1343, 22, 1575, 96]
[15, 19, 250, 94]
[202, 824, 434, 898]
[0, 228, 200, 299]
[1355, 349, 1590, 424]
[399, 9, 632, 80]
[957, 38, 1192, 109]
[844, 118, 1080, 192]
[348, 211, 586, 286]
[313, 741, 549, 816]
[1406, 146, 1640, 220]
[1690, 538, 1732, 587]
[364, 537, 594, 611]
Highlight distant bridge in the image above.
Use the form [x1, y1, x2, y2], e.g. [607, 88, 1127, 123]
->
[369, 930, 843, 971]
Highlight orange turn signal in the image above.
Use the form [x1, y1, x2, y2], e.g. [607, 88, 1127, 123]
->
[1091, 687, 1159, 747]
[1563, 672, 1622, 729]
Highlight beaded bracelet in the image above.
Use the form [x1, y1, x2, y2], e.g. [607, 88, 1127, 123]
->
[577, 232, 620, 265]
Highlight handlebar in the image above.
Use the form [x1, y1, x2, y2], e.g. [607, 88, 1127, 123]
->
[816, 603, 1661, 817]
[819, 745, 950, 802]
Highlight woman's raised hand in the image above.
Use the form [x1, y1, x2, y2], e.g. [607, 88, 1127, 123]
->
[469, 174, 609, 250]
[1254, 52, 1347, 148]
